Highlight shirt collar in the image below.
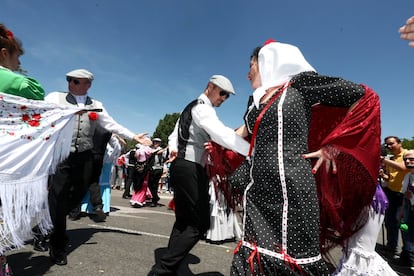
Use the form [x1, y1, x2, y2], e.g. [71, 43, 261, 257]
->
[199, 93, 212, 106]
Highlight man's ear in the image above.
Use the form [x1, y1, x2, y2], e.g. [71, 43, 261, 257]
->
[205, 82, 214, 95]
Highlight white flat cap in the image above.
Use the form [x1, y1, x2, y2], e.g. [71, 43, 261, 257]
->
[209, 75, 235, 94]
[66, 69, 94, 81]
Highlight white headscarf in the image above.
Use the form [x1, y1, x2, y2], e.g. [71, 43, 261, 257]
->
[252, 41, 316, 108]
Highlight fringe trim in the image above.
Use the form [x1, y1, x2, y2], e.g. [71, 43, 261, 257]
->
[0, 174, 52, 254]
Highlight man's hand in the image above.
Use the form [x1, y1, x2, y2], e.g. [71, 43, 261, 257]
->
[400, 16, 414, 47]
[168, 150, 178, 162]
[133, 132, 152, 146]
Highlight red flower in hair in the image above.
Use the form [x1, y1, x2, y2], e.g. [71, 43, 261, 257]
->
[5, 30, 14, 39]
[88, 112, 98, 121]
[264, 39, 276, 45]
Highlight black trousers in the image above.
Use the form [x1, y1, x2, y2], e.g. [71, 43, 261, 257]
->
[88, 154, 105, 209]
[148, 168, 163, 203]
[123, 165, 135, 197]
[383, 187, 404, 251]
[151, 159, 209, 274]
[48, 150, 93, 250]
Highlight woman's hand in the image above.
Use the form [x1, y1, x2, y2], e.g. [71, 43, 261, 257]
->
[204, 141, 213, 153]
[303, 146, 338, 174]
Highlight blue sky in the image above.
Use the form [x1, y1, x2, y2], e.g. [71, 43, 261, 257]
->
[2, 0, 414, 141]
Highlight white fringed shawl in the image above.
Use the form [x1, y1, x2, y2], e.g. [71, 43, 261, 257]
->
[0, 92, 78, 253]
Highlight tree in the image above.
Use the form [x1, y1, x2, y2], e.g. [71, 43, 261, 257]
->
[152, 113, 180, 147]
[402, 137, 414, 150]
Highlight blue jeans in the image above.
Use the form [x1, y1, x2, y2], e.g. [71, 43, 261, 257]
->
[401, 198, 414, 263]
[384, 187, 404, 251]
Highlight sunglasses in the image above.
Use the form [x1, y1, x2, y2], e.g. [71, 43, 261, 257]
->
[219, 90, 230, 99]
[404, 157, 414, 161]
[66, 76, 81, 85]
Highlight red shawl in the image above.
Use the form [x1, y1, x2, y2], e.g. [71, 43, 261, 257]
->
[308, 85, 381, 254]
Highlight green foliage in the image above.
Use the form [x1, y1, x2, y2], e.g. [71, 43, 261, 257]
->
[125, 139, 137, 152]
[152, 113, 180, 147]
[402, 137, 414, 150]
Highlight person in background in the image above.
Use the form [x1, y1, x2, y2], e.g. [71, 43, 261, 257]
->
[45, 68, 151, 266]
[130, 143, 153, 207]
[112, 154, 126, 190]
[379, 136, 408, 259]
[394, 150, 414, 270]
[149, 75, 250, 275]
[399, 16, 414, 47]
[87, 133, 125, 214]
[123, 146, 138, 199]
[148, 138, 165, 207]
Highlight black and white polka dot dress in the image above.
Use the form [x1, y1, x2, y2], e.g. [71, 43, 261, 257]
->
[230, 72, 365, 275]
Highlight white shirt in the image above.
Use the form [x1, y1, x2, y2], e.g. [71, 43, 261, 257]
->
[169, 93, 249, 164]
[45, 92, 135, 140]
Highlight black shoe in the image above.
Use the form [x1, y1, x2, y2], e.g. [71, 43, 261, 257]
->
[93, 207, 107, 222]
[68, 210, 81, 221]
[33, 237, 49, 252]
[122, 194, 132, 199]
[149, 202, 158, 207]
[49, 248, 67, 266]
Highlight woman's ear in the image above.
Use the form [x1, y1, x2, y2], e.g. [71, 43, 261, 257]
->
[0, 47, 8, 60]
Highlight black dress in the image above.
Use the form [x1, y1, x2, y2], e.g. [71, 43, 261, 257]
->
[230, 72, 365, 275]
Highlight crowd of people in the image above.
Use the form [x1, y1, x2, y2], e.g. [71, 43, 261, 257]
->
[0, 15, 413, 275]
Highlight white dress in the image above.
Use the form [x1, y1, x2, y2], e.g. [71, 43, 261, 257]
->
[205, 181, 241, 244]
[332, 207, 398, 276]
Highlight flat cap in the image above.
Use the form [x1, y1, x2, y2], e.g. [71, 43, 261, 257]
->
[209, 75, 235, 95]
[66, 69, 94, 81]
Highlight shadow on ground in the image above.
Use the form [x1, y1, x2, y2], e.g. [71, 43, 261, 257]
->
[376, 243, 414, 276]
[150, 247, 224, 276]
[7, 227, 141, 276]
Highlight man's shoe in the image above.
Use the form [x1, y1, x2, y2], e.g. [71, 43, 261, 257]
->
[33, 236, 49, 252]
[68, 211, 81, 221]
[49, 248, 67, 266]
[122, 194, 132, 199]
[94, 207, 107, 222]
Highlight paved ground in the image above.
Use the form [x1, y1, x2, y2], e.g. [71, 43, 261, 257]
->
[5, 189, 412, 275]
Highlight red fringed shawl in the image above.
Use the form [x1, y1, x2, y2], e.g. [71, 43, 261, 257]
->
[308, 85, 381, 253]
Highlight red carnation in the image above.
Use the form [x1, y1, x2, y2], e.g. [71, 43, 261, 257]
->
[28, 120, 40, 127]
[88, 112, 98, 121]
[32, 114, 41, 120]
[22, 114, 30, 121]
